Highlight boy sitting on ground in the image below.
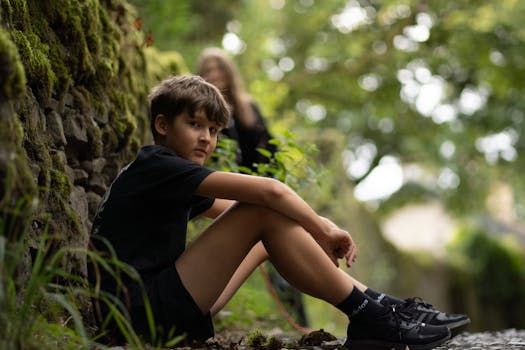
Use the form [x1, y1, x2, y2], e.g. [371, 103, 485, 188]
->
[89, 75, 469, 349]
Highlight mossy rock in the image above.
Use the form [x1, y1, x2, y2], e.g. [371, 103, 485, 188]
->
[0, 28, 26, 100]
[0, 0, 185, 291]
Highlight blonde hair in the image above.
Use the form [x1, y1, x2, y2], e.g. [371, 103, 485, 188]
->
[197, 47, 256, 128]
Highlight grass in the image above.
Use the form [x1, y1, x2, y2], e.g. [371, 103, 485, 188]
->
[0, 187, 155, 349]
[0, 196, 89, 349]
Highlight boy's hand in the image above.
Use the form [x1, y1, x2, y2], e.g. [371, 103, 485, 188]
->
[318, 217, 358, 268]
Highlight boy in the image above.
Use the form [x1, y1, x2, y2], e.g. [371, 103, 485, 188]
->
[89, 75, 468, 349]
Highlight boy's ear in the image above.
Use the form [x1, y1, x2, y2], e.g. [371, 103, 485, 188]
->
[154, 114, 169, 136]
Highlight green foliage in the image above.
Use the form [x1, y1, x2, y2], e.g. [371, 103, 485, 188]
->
[138, 0, 525, 220]
[450, 225, 525, 301]
[210, 131, 321, 192]
[447, 224, 525, 329]
[127, 0, 240, 61]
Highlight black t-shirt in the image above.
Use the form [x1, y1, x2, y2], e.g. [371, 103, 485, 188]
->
[90, 145, 215, 280]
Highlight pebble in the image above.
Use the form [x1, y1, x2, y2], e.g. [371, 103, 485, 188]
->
[434, 329, 525, 350]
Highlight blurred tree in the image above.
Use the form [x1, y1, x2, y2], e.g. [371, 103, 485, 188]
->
[177, 0, 525, 222]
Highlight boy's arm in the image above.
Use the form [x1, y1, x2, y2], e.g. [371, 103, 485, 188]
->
[195, 171, 357, 266]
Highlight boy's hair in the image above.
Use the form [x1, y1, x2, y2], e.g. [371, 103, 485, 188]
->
[148, 75, 231, 142]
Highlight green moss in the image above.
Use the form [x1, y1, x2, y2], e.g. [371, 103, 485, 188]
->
[1, 0, 31, 31]
[49, 169, 71, 199]
[145, 47, 189, 87]
[113, 111, 137, 149]
[245, 329, 267, 348]
[0, 28, 26, 100]
[0, 120, 38, 206]
[9, 30, 56, 102]
[34, 1, 95, 77]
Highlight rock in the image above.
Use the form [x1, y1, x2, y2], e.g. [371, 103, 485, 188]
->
[29, 163, 40, 182]
[103, 153, 123, 180]
[50, 149, 67, 170]
[45, 110, 67, 146]
[69, 185, 89, 229]
[26, 99, 45, 133]
[63, 113, 88, 144]
[73, 168, 89, 186]
[81, 157, 106, 175]
[63, 92, 74, 107]
[86, 191, 102, 219]
[88, 173, 107, 196]
[92, 157, 106, 173]
[81, 160, 93, 174]
[299, 329, 337, 346]
[65, 165, 75, 185]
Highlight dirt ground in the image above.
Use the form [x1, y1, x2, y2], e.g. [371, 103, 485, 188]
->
[163, 328, 525, 350]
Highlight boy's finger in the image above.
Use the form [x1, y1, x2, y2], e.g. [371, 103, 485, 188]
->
[332, 255, 340, 267]
[345, 247, 357, 267]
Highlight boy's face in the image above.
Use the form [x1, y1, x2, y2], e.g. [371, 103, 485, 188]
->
[159, 110, 222, 165]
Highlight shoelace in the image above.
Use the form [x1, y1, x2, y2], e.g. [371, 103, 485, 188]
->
[403, 297, 439, 313]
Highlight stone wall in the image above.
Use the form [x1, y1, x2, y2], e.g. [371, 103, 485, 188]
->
[0, 0, 184, 281]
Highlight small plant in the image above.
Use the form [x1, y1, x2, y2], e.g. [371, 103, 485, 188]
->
[211, 130, 321, 191]
[245, 329, 267, 348]
[244, 329, 286, 350]
[264, 335, 284, 350]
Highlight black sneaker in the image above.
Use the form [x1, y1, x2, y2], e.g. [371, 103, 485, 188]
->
[396, 297, 470, 336]
[344, 306, 451, 350]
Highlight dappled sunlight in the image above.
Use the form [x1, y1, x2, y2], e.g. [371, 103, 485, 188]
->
[353, 156, 403, 201]
[475, 129, 518, 164]
[382, 202, 456, 257]
[222, 32, 245, 55]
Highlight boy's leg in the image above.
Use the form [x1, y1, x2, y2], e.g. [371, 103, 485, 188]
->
[176, 202, 354, 314]
[209, 242, 368, 315]
[210, 242, 268, 314]
[176, 202, 451, 349]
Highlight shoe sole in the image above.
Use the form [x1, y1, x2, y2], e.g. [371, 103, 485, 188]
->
[343, 343, 408, 350]
[448, 318, 471, 337]
[344, 332, 451, 350]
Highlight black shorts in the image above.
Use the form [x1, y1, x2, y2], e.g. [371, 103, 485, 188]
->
[94, 266, 214, 345]
[140, 265, 214, 342]
[131, 265, 214, 343]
